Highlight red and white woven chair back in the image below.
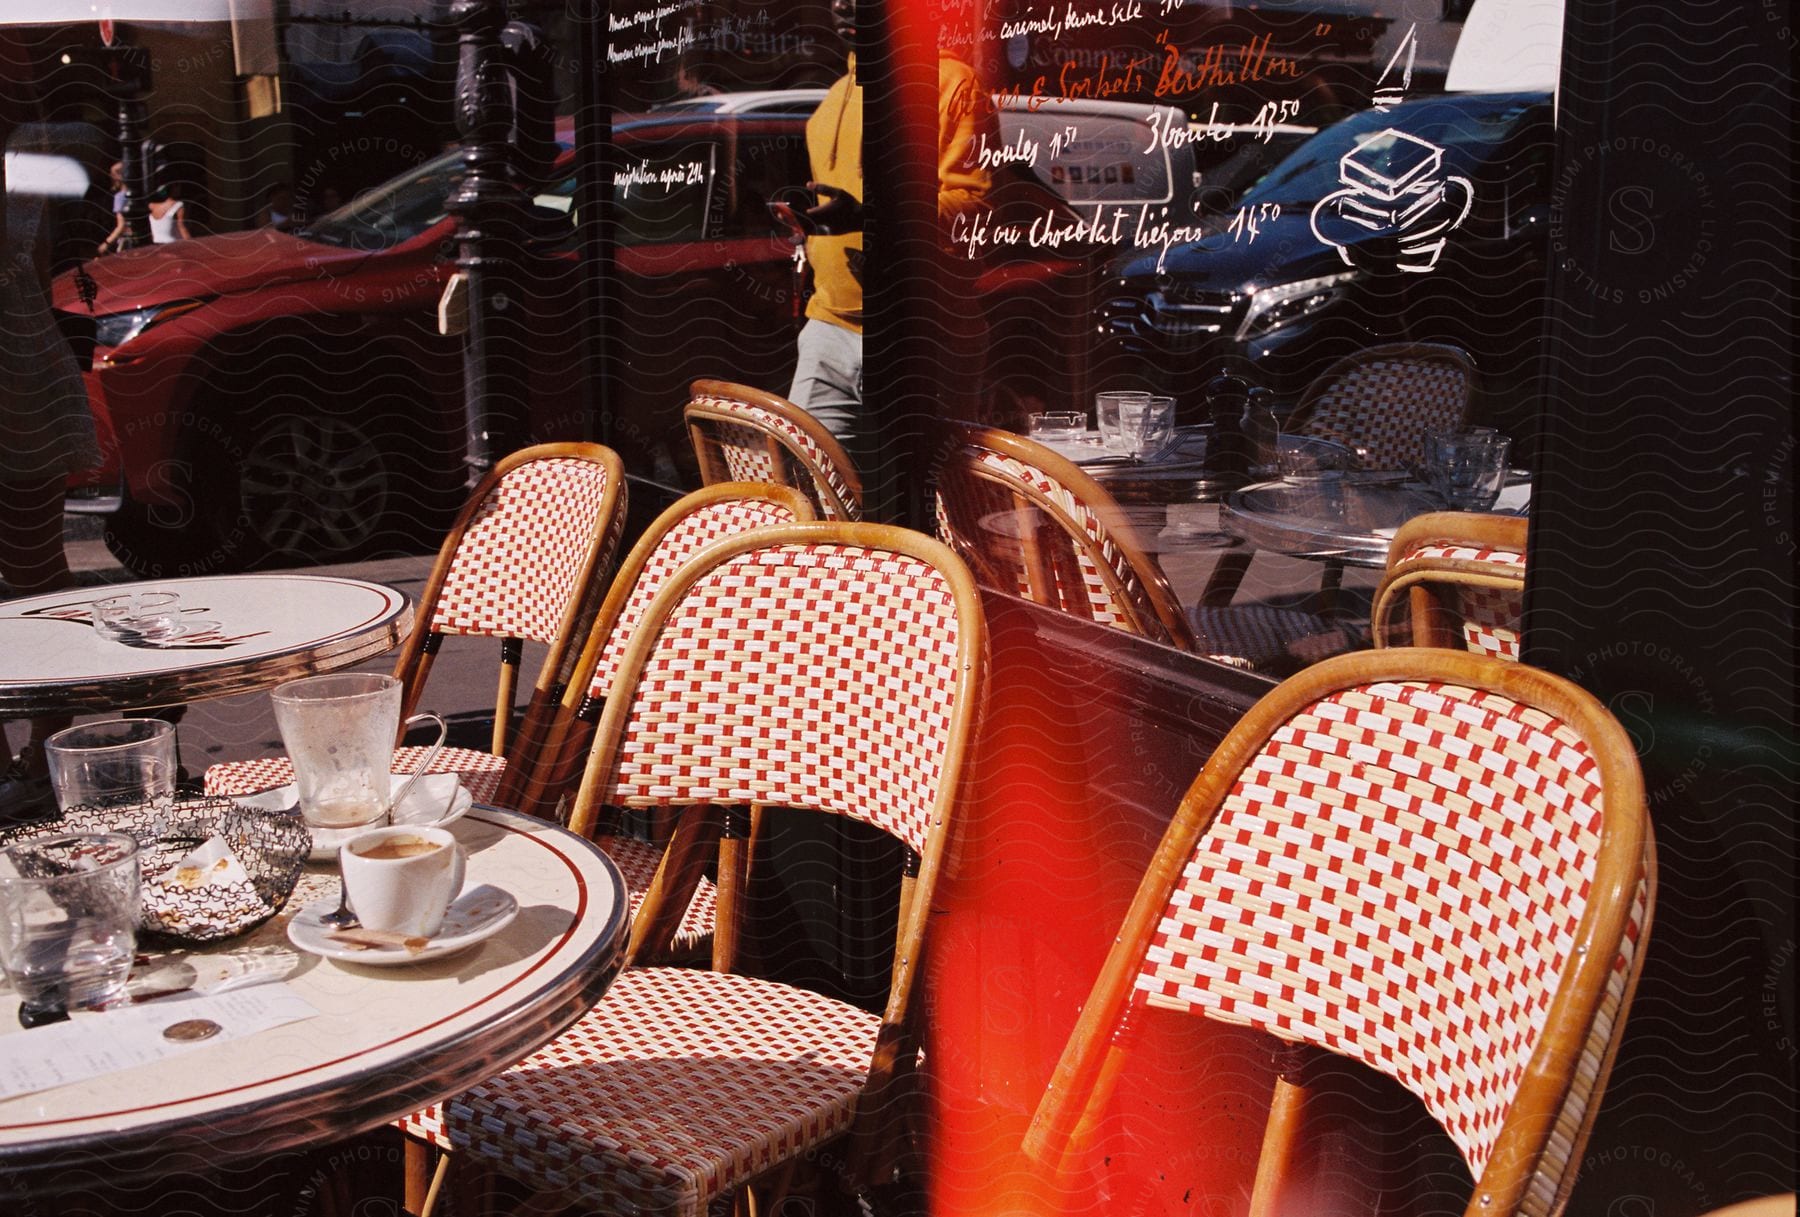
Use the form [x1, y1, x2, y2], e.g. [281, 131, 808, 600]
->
[1297, 344, 1476, 471]
[1374, 515, 1530, 663]
[1410, 541, 1526, 659]
[1131, 664, 1650, 1214]
[429, 455, 620, 643]
[933, 428, 1188, 649]
[590, 529, 980, 855]
[687, 387, 863, 522]
[584, 491, 812, 701]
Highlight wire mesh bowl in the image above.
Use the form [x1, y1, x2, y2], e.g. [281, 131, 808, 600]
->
[1, 797, 310, 943]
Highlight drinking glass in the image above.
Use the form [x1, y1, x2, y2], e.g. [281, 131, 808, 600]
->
[1027, 411, 1087, 445]
[1095, 390, 1151, 453]
[270, 674, 448, 831]
[1424, 429, 1512, 510]
[44, 718, 177, 814]
[1118, 396, 1175, 460]
[0, 833, 140, 1017]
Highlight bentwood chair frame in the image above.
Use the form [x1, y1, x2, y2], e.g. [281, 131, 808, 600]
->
[207, 443, 625, 808]
[933, 421, 1195, 647]
[1025, 648, 1655, 1217]
[934, 423, 1354, 673]
[685, 379, 865, 521]
[508, 482, 819, 955]
[408, 523, 986, 1216]
[398, 483, 818, 1214]
[1371, 511, 1529, 658]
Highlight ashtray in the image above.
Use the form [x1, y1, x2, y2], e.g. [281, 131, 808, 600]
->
[2, 797, 311, 943]
[92, 591, 184, 642]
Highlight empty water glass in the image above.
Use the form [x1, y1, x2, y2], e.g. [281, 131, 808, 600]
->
[1096, 390, 1152, 453]
[44, 718, 178, 814]
[0, 833, 140, 1017]
[1118, 396, 1175, 460]
[1424, 429, 1512, 511]
[271, 674, 447, 831]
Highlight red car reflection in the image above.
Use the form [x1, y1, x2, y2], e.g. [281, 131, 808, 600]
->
[53, 113, 809, 577]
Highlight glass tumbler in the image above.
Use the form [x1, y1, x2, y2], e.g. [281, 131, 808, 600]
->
[1425, 429, 1512, 511]
[44, 718, 178, 814]
[1118, 396, 1175, 459]
[1095, 390, 1152, 453]
[0, 833, 140, 1016]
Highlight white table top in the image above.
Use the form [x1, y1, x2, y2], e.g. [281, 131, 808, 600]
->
[0, 805, 628, 1197]
[0, 575, 413, 714]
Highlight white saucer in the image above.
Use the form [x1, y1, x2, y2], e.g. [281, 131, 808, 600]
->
[234, 774, 473, 861]
[286, 884, 518, 966]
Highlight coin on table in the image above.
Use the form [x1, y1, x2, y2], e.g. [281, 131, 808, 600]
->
[162, 1018, 223, 1043]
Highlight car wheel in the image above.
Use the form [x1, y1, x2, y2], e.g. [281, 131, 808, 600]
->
[102, 365, 450, 577]
[235, 412, 397, 565]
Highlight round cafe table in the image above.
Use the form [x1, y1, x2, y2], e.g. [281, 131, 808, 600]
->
[1221, 475, 1532, 567]
[0, 804, 629, 1198]
[0, 575, 413, 715]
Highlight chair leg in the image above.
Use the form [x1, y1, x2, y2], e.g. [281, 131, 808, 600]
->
[405, 1139, 437, 1216]
[1316, 559, 1346, 617]
[416, 1154, 451, 1217]
[1201, 549, 1253, 606]
[1247, 1045, 1312, 1217]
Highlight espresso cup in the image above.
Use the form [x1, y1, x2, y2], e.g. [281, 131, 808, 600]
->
[340, 825, 466, 938]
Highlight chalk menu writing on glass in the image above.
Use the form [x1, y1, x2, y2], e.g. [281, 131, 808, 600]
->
[950, 2, 1430, 268]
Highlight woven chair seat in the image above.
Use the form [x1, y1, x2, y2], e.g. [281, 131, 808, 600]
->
[399, 967, 881, 1216]
[203, 745, 509, 806]
[1186, 605, 1361, 674]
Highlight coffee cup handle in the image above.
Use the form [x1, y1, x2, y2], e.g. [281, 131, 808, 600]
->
[447, 843, 466, 904]
[390, 712, 449, 818]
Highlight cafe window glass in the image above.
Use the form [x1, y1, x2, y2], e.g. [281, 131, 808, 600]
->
[599, 0, 1556, 677]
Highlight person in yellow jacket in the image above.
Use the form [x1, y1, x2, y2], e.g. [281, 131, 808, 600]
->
[783, 0, 993, 450]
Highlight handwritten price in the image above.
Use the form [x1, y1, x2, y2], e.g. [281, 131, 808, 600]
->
[1249, 99, 1302, 141]
[1227, 202, 1281, 244]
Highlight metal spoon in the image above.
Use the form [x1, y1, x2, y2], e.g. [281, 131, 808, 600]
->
[319, 882, 360, 930]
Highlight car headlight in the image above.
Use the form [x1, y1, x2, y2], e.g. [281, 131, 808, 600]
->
[1235, 272, 1356, 342]
[93, 301, 202, 351]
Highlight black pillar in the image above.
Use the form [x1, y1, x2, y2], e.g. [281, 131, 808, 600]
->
[110, 39, 152, 249]
[1526, 2, 1795, 1212]
[449, 0, 533, 486]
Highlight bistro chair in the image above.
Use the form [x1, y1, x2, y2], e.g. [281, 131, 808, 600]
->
[1200, 342, 1480, 613]
[1371, 511, 1528, 659]
[205, 443, 626, 808]
[1024, 648, 1656, 1217]
[506, 481, 819, 957]
[933, 422, 1354, 675]
[685, 378, 864, 521]
[401, 522, 986, 1216]
[1286, 340, 1478, 472]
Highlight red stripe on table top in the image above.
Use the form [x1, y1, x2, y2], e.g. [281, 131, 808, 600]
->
[0, 809, 613, 1133]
